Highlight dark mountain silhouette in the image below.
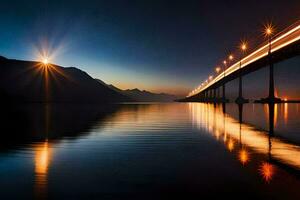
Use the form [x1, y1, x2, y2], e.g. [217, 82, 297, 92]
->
[122, 88, 179, 102]
[0, 56, 132, 103]
[102, 82, 180, 102]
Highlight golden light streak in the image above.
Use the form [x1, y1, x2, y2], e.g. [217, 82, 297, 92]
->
[189, 103, 300, 170]
[284, 103, 288, 124]
[35, 141, 50, 175]
[273, 104, 277, 127]
[34, 141, 52, 199]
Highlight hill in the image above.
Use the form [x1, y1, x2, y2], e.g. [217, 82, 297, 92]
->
[105, 83, 179, 102]
[0, 57, 132, 103]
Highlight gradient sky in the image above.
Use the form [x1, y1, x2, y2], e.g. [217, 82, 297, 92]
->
[0, 0, 299, 96]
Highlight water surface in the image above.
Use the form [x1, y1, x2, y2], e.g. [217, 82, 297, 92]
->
[1, 103, 300, 199]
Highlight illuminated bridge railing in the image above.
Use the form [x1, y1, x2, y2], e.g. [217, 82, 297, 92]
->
[192, 20, 300, 96]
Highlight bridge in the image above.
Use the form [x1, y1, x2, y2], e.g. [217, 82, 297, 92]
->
[183, 20, 300, 104]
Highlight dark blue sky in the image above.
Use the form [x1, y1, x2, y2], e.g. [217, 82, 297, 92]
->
[0, 0, 299, 95]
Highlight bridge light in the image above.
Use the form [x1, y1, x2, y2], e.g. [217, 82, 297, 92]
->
[266, 28, 272, 35]
[264, 23, 274, 37]
[240, 42, 247, 52]
[215, 67, 221, 73]
[229, 54, 234, 60]
[209, 75, 213, 80]
[223, 60, 227, 65]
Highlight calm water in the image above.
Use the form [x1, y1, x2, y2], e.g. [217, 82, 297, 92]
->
[1, 102, 300, 199]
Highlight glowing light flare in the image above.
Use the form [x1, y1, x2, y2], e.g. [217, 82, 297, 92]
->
[229, 54, 234, 60]
[240, 41, 247, 52]
[239, 149, 250, 165]
[215, 67, 221, 73]
[259, 162, 275, 182]
[223, 60, 227, 65]
[209, 75, 213, 80]
[42, 57, 49, 65]
[264, 23, 275, 37]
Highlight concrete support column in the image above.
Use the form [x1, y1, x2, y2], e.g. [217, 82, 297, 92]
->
[235, 60, 248, 104]
[213, 88, 216, 99]
[222, 84, 226, 101]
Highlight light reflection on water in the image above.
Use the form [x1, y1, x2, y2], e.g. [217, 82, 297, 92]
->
[1, 103, 300, 199]
[34, 141, 51, 199]
[189, 103, 300, 170]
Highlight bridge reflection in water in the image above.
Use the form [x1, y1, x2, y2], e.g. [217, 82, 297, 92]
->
[189, 103, 300, 181]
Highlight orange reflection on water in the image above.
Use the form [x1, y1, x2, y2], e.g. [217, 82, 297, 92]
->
[189, 103, 300, 170]
[239, 149, 250, 165]
[264, 104, 278, 127]
[259, 162, 275, 183]
[34, 141, 51, 199]
[284, 103, 288, 125]
[227, 139, 235, 152]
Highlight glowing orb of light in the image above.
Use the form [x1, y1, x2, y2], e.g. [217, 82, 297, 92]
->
[240, 42, 247, 51]
[42, 57, 49, 65]
[259, 162, 275, 182]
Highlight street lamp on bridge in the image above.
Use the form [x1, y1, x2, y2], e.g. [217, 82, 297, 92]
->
[215, 66, 221, 73]
[235, 41, 249, 104]
[239, 42, 247, 70]
[265, 24, 280, 103]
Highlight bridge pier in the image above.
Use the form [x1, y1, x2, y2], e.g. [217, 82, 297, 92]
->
[209, 89, 213, 102]
[235, 72, 249, 104]
[205, 90, 209, 102]
[256, 41, 281, 103]
[199, 92, 204, 101]
[212, 88, 217, 102]
[221, 84, 229, 103]
[202, 92, 206, 102]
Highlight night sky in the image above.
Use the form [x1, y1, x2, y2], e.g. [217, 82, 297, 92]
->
[0, 0, 299, 96]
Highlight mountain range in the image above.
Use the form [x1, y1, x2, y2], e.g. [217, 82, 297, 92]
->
[104, 82, 179, 102]
[0, 56, 179, 103]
